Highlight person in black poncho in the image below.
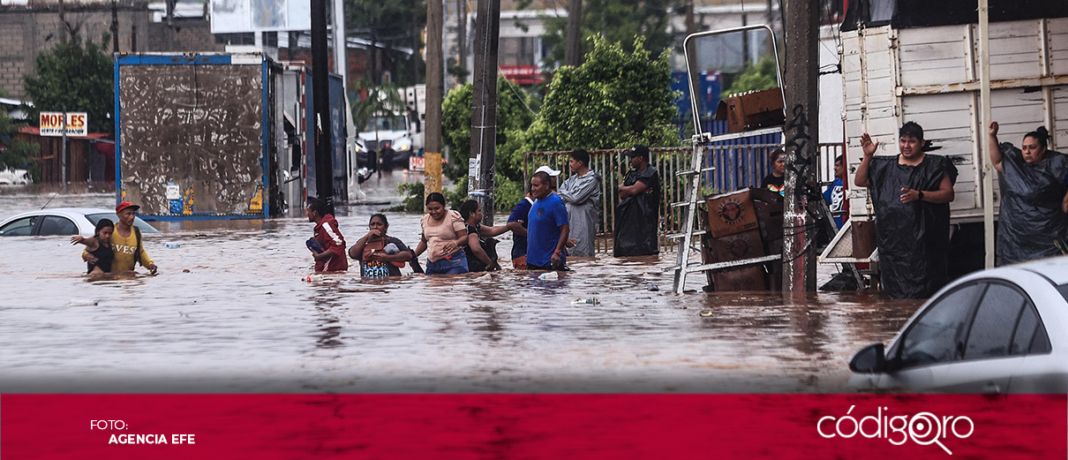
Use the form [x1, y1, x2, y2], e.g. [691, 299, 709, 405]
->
[988, 122, 1068, 265]
[854, 122, 958, 299]
[614, 145, 661, 257]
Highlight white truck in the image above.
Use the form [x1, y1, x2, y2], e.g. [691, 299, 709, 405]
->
[821, 13, 1068, 271]
[356, 84, 426, 171]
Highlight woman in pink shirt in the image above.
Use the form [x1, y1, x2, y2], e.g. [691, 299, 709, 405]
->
[414, 192, 470, 275]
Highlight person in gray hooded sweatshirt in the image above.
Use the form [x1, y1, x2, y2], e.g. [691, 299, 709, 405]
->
[557, 149, 602, 257]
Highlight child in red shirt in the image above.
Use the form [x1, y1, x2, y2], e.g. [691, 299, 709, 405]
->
[306, 198, 348, 272]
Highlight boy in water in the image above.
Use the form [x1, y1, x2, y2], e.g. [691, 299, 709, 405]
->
[71, 219, 115, 274]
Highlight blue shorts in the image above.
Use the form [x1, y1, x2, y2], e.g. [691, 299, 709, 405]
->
[426, 251, 469, 275]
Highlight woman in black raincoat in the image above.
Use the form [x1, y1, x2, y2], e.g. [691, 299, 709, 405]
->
[854, 122, 958, 299]
[988, 123, 1068, 265]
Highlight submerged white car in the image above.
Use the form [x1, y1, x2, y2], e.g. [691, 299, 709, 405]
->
[0, 208, 160, 237]
[849, 256, 1068, 393]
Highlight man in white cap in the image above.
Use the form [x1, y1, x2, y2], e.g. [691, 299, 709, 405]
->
[534, 165, 560, 188]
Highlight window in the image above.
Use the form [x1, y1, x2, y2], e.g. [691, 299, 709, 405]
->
[1008, 302, 1051, 355]
[499, 37, 536, 66]
[37, 216, 78, 235]
[0, 216, 38, 236]
[964, 283, 1025, 360]
[897, 283, 982, 368]
[86, 213, 159, 234]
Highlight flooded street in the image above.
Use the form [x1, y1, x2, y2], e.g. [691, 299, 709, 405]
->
[0, 173, 923, 393]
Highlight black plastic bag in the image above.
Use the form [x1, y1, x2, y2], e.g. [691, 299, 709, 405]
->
[995, 144, 1068, 265]
[868, 154, 958, 299]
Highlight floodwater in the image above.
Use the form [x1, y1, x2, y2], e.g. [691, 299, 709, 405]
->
[0, 173, 923, 393]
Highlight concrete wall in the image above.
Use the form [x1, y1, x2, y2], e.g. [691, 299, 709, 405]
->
[0, 5, 152, 100]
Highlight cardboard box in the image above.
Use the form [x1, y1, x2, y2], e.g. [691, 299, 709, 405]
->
[706, 187, 783, 238]
[712, 266, 768, 292]
[714, 88, 786, 133]
[710, 230, 765, 262]
[852, 219, 877, 258]
[754, 200, 784, 242]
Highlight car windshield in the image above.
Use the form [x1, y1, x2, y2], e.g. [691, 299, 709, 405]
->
[86, 213, 161, 234]
[364, 115, 406, 132]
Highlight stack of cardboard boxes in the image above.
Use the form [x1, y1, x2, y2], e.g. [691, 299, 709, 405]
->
[701, 187, 784, 292]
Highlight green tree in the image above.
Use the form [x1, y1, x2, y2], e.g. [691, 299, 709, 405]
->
[0, 92, 38, 175]
[538, 0, 675, 67]
[523, 36, 678, 153]
[350, 78, 405, 133]
[346, 0, 427, 86]
[721, 57, 779, 98]
[23, 36, 114, 134]
[439, 76, 538, 211]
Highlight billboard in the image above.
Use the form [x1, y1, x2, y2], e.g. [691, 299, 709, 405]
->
[39, 112, 88, 137]
[210, 0, 310, 33]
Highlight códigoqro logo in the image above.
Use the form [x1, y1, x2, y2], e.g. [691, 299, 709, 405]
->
[817, 405, 974, 455]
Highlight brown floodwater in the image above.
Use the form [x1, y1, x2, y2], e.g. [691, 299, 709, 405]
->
[0, 173, 923, 393]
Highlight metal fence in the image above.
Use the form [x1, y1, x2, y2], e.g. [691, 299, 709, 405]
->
[523, 143, 844, 253]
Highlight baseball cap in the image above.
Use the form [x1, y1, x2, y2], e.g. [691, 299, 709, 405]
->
[626, 145, 650, 158]
[116, 201, 140, 213]
[535, 165, 561, 176]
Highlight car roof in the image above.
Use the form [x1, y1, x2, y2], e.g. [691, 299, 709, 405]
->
[1017, 256, 1068, 286]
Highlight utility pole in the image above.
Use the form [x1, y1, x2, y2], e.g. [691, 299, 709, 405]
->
[332, 0, 347, 82]
[61, 110, 68, 194]
[685, 0, 695, 36]
[468, 0, 501, 224]
[312, 0, 334, 205]
[457, 0, 468, 83]
[781, 0, 819, 293]
[978, 0, 995, 268]
[111, 0, 119, 53]
[425, 0, 445, 202]
[564, 0, 581, 66]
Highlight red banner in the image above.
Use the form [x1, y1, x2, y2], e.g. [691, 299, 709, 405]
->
[2, 394, 1064, 459]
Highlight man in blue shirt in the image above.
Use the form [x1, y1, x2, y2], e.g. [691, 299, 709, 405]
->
[506, 193, 534, 269]
[526, 171, 570, 270]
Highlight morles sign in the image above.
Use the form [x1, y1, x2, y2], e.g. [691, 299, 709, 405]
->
[39, 112, 88, 137]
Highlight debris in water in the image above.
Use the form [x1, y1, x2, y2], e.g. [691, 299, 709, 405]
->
[538, 272, 559, 281]
[699, 311, 714, 317]
[648, 284, 659, 291]
[571, 298, 598, 305]
[68, 299, 99, 307]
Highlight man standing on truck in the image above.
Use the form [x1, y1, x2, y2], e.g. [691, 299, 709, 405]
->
[306, 197, 348, 272]
[854, 122, 957, 299]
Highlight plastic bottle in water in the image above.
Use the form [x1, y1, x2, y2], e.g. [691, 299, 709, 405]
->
[165, 242, 181, 249]
[571, 298, 599, 305]
[538, 272, 559, 280]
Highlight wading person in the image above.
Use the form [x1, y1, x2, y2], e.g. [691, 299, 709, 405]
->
[761, 148, 787, 195]
[83, 201, 157, 274]
[854, 122, 957, 299]
[306, 197, 348, 272]
[988, 123, 1068, 265]
[414, 193, 469, 275]
[72, 219, 114, 274]
[614, 145, 660, 257]
[527, 171, 570, 270]
[460, 200, 512, 272]
[506, 189, 535, 269]
[348, 213, 414, 278]
[557, 149, 602, 257]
